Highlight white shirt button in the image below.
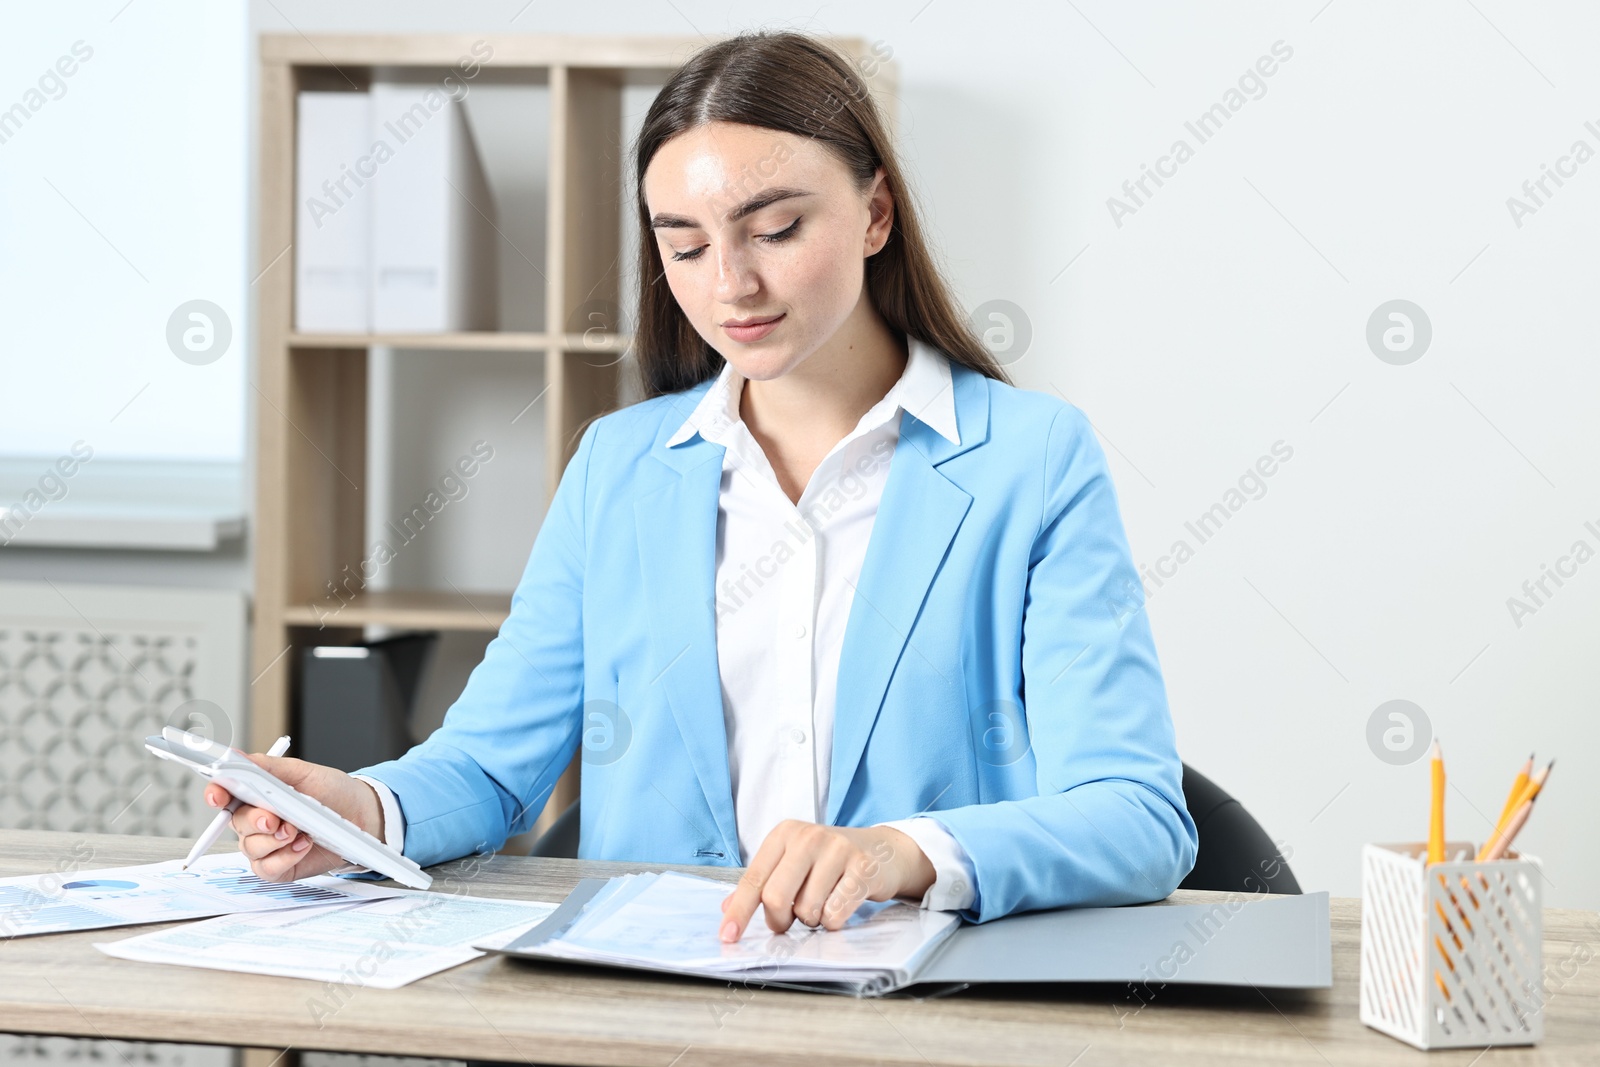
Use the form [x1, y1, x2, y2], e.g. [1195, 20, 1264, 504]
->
[794, 623, 807, 638]
[790, 728, 807, 744]
[952, 879, 966, 895]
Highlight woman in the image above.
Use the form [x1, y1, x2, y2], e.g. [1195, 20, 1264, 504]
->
[208, 30, 1197, 942]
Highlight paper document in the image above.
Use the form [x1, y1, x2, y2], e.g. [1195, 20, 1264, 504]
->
[1, 851, 403, 938]
[95, 884, 558, 989]
[481, 870, 960, 995]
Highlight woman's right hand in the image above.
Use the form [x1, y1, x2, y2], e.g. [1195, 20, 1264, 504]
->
[202, 752, 385, 882]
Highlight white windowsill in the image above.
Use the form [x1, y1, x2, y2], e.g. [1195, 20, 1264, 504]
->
[0, 458, 247, 553]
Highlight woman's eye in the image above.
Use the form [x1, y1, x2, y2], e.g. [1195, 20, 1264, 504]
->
[667, 218, 801, 263]
[757, 217, 801, 244]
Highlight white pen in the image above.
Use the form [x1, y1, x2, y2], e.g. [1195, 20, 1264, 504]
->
[181, 734, 292, 869]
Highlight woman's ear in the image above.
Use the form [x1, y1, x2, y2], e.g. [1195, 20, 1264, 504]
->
[865, 166, 895, 257]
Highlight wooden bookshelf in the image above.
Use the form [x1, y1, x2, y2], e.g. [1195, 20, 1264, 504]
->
[251, 32, 898, 862]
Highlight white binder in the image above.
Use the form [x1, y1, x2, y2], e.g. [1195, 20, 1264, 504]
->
[145, 727, 431, 890]
[294, 91, 372, 332]
[369, 80, 498, 332]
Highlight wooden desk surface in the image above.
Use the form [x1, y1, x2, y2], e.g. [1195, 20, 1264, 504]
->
[2, 829, 1596, 1066]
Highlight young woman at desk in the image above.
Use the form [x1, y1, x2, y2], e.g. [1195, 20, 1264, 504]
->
[206, 30, 1198, 942]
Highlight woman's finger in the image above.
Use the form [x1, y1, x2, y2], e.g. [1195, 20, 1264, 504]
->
[721, 821, 802, 941]
[229, 805, 275, 838]
[820, 857, 875, 930]
[252, 833, 316, 879]
[252, 846, 301, 882]
[756, 844, 815, 934]
[239, 831, 289, 861]
[229, 805, 262, 838]
[790, 841, 852, 928]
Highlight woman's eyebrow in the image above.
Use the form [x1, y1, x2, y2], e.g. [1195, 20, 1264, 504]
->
[649, 188, 812, 230]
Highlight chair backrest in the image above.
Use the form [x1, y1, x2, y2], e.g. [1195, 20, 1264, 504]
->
[1179, 763, 1301, 894]
[528, 764, 1304, 895]
[527, 797, 582, 859]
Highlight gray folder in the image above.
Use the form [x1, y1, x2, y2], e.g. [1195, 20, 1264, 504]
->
[914, 891, 1330, 988]
[487, 880, 1331, 996]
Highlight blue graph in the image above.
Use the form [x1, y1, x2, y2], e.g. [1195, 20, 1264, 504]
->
[194, 867, 349, 903]
[1, 885, 119, 936]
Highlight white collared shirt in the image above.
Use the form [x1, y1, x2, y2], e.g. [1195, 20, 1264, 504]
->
[353, 337, 976, 912]
[661, 335, 976, 912]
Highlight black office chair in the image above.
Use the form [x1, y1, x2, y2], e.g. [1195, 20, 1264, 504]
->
[1177, 763, 1301, 894]
[528, 763, 1301, 895]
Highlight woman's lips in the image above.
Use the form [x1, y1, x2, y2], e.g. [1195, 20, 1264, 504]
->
[722, 314, 785, 342]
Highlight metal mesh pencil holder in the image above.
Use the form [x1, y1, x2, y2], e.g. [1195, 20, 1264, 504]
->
[1359, 841, 1544, 1050]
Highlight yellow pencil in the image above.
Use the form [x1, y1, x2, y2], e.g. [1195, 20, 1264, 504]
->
[1494, 752, 1534, 835]
[1516, 758, 1552, 811]
[1478, 760, 1553, 862]
[1480, 797, 1536, 862]
[1468, 751, 1534, 879]
[1428, 739, 1445, 865]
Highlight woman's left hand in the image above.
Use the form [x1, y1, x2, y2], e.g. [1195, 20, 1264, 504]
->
[718, 821, 936, 941]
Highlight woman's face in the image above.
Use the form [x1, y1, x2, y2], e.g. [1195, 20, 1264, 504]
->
[643, 120, 892, 382]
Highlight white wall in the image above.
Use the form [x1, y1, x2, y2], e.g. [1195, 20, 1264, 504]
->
[230, 0, 1596, 909]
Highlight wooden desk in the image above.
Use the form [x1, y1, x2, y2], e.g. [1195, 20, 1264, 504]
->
[3, 829, 1596, 1066]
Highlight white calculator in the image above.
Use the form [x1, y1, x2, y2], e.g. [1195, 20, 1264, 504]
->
[146, 726, 432, 889]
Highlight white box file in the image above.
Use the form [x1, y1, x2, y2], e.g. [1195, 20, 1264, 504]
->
[1359, 841, 1543, 1050]
[369, 80, 498, 332]
[295, 91, 374, 332]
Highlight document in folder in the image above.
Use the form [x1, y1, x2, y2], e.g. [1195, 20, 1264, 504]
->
[476, 871, 1332, 998]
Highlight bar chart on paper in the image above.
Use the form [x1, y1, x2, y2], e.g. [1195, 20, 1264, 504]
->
[160, 862, 357, 905]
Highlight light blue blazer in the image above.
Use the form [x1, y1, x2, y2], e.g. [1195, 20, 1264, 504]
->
[351, 355, 1199, 923]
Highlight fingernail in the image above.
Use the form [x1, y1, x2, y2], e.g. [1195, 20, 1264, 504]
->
[274, 826, 290, 841]
[257, 817, 270, 833]
[720, 920, 739, 942]
[292, 837, 311, 851]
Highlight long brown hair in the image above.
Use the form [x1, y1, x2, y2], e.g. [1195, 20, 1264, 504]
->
[629, 30, 1012, 399]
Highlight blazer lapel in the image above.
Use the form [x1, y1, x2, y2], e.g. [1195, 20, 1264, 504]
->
[826, 361, 990, 824]
[636, 388, 741, 857]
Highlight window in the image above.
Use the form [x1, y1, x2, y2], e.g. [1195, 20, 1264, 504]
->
[0, 1, 247, 466]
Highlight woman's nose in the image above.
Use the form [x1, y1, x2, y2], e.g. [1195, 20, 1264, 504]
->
[712, 244, 760, 302]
